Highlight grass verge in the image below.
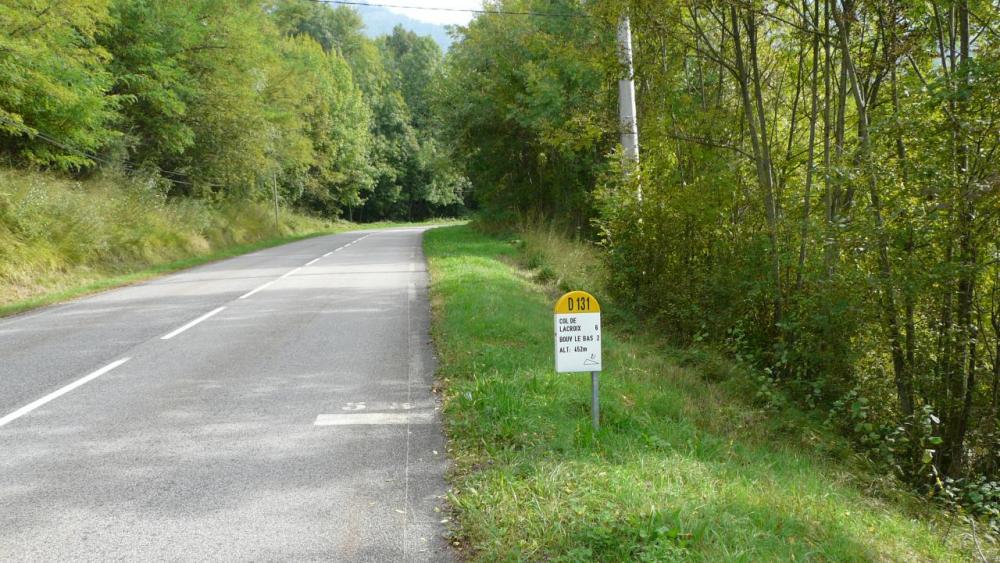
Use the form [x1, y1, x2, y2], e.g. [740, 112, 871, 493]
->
[0, 231, 325, 318]
[425, 224, 994, 561]
[0, 167, 462, 317]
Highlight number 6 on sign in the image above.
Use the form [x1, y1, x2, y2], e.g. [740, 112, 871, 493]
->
[553, 290, 601, 373]
[554, 290, 603, 431]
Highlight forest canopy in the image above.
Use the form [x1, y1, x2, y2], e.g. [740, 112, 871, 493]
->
[0, 0, 466, 220]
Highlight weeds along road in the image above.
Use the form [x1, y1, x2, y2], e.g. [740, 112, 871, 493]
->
[0, 228, 450, 561]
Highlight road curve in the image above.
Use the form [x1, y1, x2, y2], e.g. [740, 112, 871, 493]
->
[0, 228, 451, 561]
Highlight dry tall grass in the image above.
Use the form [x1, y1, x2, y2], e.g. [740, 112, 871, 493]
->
[0, 168, 333, 306]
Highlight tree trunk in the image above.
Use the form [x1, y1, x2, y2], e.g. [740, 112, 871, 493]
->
[834, 0, 913, 417]
[822, 0, 836, 272]
[889, 27, 918, 389]
[832, 17, 849, 219]
[993, 255, 1000, 437]
[796, 0, 821, 292]
[944, 0, 976, 478]
[992, 281, 999, 451]
[730, 6, 784, 326]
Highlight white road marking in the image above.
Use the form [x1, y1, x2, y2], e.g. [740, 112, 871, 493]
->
[339, 401, 413, 411]
[239, 281, 274, 300]
[0, 358, 131, 428]
[313, 412, 434, 426]
[327, 308, 389, 314]
[161, 307, 226, 340]
[334, 248, 343, 252]
[241, 247, 335, 300]
[403, 269, 417, 553]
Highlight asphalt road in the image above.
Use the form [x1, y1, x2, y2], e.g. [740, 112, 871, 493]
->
[0, 228, 451, 561]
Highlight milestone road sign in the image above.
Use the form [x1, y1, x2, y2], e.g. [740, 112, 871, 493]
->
[554, 290, 603, 431]
[554, 290, 602, 373]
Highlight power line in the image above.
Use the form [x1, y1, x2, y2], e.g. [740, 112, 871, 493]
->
[0, 115, 216, 188]
[307, 0, 591, 18]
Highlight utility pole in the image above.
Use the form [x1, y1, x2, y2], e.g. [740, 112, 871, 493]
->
[617, 14, 640, 167]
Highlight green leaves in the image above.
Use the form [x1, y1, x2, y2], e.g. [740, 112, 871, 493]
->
[0, 0, 461, 220]
[271, 3, 464, 220]
[0, 0, 117, 168]
[438, 0, 613, 224]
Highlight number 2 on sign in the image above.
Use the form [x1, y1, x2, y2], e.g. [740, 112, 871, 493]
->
[566, 295, 592, 312]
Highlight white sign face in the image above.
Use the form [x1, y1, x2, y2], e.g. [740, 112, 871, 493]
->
[554, 312, 602, 372]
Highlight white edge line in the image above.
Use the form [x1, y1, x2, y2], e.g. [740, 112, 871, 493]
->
[280, 267, 302, 279]
[239, 281, 274, 300]
[314, 412, 434, 425]
[305, 258, 320, 266]
[323, 252, 332, 257]
[0, 358, 131, 428]
[161, 306, 226, 340]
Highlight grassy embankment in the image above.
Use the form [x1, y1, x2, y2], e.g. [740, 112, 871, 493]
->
[0, 167, 451, 317]
[425, 224, 995, 561]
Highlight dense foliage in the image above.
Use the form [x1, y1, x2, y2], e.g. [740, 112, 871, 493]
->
[0, 0, 465, 220]
[438, 0, 616, 228]
[440, 0, 1000, 525]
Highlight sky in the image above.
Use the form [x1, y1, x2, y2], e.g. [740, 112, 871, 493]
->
[382, 0, 484, 26]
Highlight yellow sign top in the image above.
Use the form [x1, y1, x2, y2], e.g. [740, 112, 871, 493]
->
[554, 290, 601, 314]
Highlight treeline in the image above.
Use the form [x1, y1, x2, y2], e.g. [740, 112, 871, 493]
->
[0, 0, 465, 220]
[439, 0, 1000, 520]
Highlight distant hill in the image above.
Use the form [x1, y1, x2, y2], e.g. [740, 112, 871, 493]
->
[355, 6, 455, 51]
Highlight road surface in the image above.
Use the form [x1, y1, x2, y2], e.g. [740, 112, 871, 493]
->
[0, 228, 451, 561]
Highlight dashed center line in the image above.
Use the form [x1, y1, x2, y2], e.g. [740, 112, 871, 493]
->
[161, 307, 226, 340]
[239, 281, 274, 300]
[0, 358, 131, 428]
[2, 232, 382, 429]
[237, 234, 370, 300]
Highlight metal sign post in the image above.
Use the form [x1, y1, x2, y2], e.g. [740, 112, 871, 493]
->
[591, 371, 599, 431]
[554, 290, 602, 431]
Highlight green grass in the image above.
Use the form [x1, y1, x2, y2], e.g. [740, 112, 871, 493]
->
[425, 224, 994, 561]
[0, 166, 461, 317]
[0, 231, 328, 318]
[355, 218, 468, 230]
